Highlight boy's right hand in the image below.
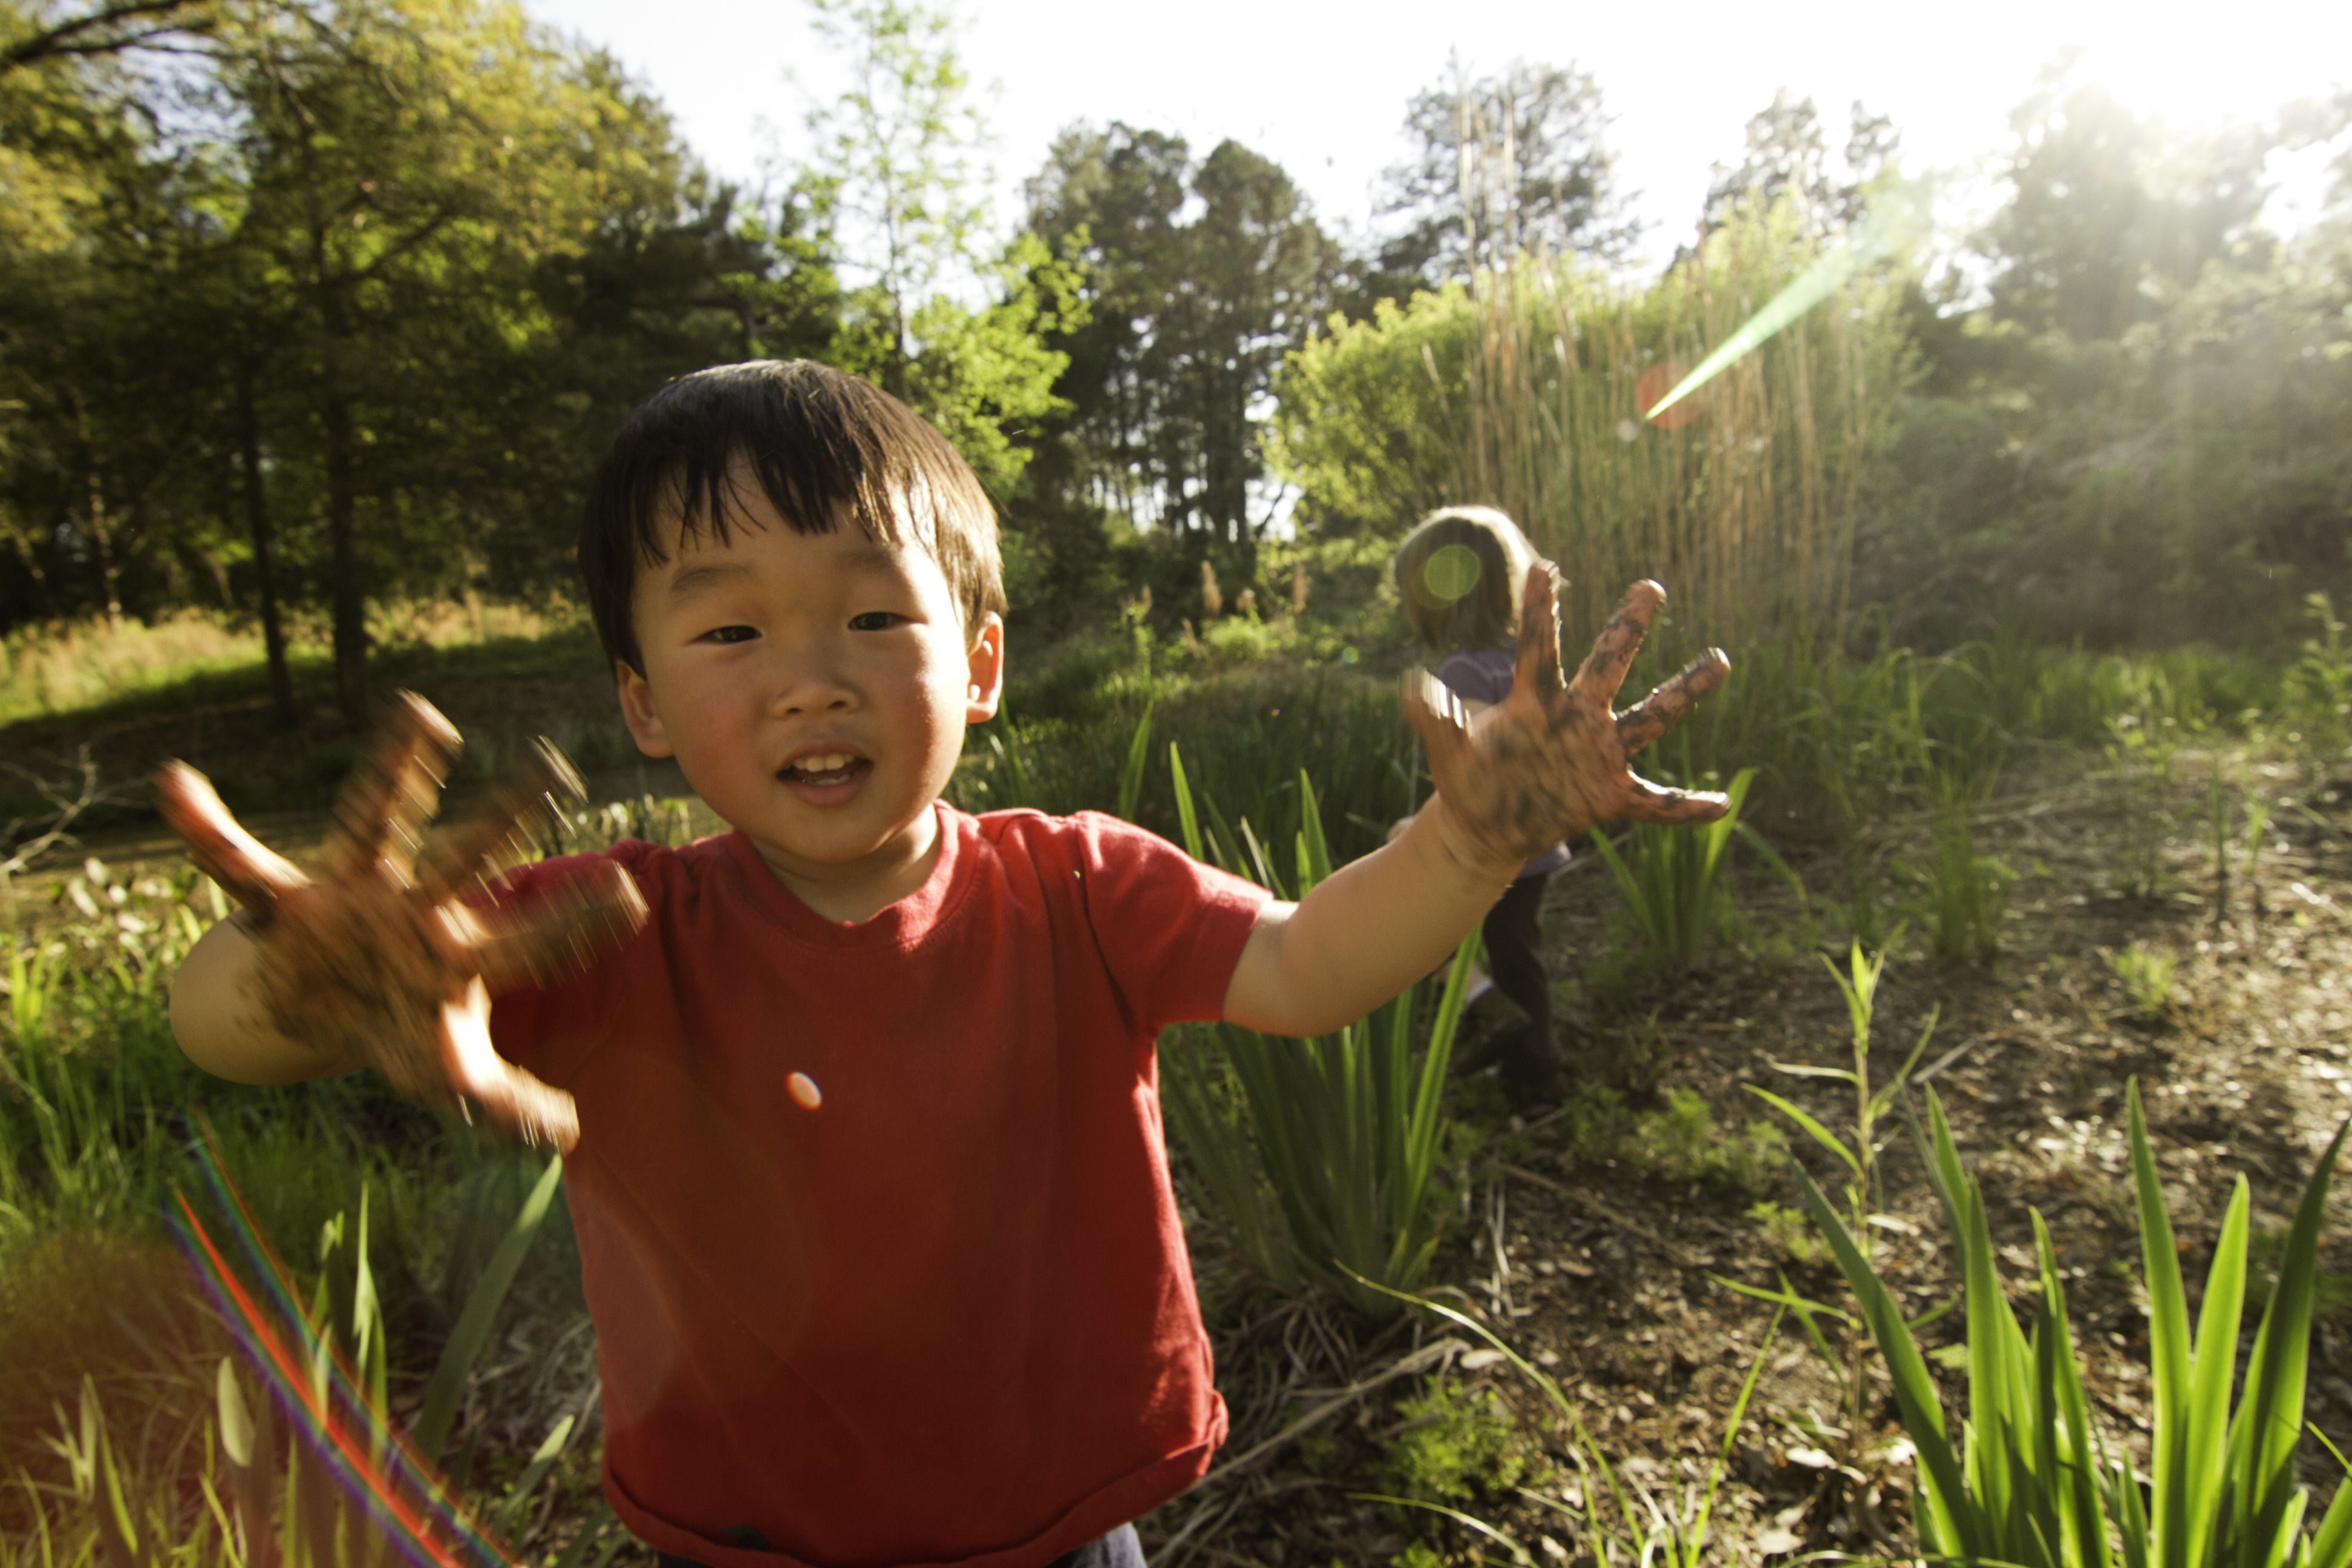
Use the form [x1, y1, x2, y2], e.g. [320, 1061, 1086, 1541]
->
[155, 693, 647, 1152]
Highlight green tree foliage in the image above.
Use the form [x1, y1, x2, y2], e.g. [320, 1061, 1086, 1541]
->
[1854, 71, 2352, 649]
[1025, 123, 1340, 604]
[0, 0, 839, 721]
[800, 0, 1078, 506]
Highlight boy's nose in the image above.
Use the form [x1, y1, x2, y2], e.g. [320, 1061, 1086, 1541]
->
[765, 650, 858, 716]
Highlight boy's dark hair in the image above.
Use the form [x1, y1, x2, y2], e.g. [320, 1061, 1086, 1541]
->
[1392, 506, 1544, 653]
[580, 360, 1006, 674]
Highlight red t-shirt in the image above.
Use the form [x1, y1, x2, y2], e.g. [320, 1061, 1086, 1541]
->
[485, 803, 1269, 1568]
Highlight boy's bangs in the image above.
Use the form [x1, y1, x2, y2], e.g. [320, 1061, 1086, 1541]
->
[582, 361, 1003, 672]
[624, 385, 940, 567]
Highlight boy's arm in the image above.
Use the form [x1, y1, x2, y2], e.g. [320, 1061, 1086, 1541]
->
[1223, 572, 1728, 1038]
[159, 695, 645, 1148]
[172, 915, 365, 1083]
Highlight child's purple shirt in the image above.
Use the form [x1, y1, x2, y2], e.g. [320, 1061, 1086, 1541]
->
[1436, 645, 1573, 880]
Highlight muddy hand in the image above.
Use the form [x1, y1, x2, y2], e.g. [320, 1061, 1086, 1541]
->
[1402, 567, 1733, 869]
[153, 693, 647, 1151]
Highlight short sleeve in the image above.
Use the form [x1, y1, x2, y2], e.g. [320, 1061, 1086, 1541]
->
[1057, 812, 1271, 1031]
[1437, 648, 1512, 707]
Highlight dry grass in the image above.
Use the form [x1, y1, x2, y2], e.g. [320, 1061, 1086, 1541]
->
[0, 613, 262, 724]
[0, 596, 588, 725]
[1272, 200, 1912, 659]
[1443, 207, 1907, 656]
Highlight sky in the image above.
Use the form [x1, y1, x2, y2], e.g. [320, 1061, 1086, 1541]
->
[521, 0, 2351, 272]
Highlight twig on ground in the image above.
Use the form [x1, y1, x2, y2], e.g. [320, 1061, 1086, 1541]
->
[1496, 1163, 1705, 1269]
[2, 747, 120, 903]
[1910, 1031, 2023, 1088]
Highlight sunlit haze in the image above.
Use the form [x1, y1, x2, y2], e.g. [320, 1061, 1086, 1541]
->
[524, 0, 2350, 272]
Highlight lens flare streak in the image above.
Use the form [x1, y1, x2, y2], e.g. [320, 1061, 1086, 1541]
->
[1643, 183, 1933, 423]
[169, 1126, 520, 1568]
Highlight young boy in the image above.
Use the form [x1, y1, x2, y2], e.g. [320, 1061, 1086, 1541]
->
[163, 361, 1730, 1568]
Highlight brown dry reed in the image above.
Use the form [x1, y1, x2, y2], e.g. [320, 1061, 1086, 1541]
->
[1273, 197, 1912, 660]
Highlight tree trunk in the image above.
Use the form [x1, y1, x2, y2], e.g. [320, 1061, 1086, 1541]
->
[323, 384, 366, 725]
[317, 281, 367, 727]
[235, 358, 297, 727]
[71, 394, 123, 629]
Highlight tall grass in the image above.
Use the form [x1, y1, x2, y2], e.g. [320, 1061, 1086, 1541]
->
[1155, 750, 1476, 1322]
[962, 662, 1417, 870]
[1273, 201, 1912, 659]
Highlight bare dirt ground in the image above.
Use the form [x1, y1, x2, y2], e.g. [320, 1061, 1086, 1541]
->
[1145, 759, 2352, 1567]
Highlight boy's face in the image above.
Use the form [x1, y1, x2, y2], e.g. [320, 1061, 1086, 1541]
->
[615, 479, 1003, 903]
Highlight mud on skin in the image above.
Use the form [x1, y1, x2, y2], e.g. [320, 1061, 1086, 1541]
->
[155, 691, 646, 1151]
[1403, 569, 1734, 870]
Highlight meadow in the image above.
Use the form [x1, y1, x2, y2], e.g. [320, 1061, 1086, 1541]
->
[8, 564, 2352, 1566]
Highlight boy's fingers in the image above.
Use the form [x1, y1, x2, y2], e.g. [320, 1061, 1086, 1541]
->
[1509, 564, 1566, 701]
[327, 693, 462, 887]
[439, 990, 580, 1152]
[1614, 648, 1733, 756]
[1400, 668, 1473, 768]
[1568, 580, 1666, 708]
[471, 862, 648, 993]
[152, 762, 310, 917]
[1616, 777, 1732, 827]
[416, 739, 588, 904]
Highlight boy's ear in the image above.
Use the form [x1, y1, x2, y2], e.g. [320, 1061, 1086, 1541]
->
[964, 613, 1005, 724]
[615, 661, 676, 757]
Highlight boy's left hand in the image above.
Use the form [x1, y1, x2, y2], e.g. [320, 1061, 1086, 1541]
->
[1403, 567, 1731, 875]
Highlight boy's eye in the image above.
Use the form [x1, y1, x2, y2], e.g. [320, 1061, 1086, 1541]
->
[848, 612, 905, 632]
[702, 625, 758, 644]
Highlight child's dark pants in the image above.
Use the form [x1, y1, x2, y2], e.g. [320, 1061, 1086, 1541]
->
[656, 1522, 1143, 1568]
[1481, 872, 1558, 1088]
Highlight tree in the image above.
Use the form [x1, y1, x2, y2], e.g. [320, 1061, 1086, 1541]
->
[1982, 70, 2274, 342]
[798, 0, 1075, 505]
[211, 0, 688, 722]
[1, 0, 219, 75]
[1702, 93, 1902, 236]
[801, 0, 986, 400]
[1025, 124, 1341, 592]
[1370, 57, 1636, 290]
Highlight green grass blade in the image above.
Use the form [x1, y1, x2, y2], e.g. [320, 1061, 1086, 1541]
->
[2192, 1177, 2252, 1564]
[1791, 1161, 1981, 1559]
[413, 1154, 565, 1465]
[2130, 1080, 2198, 1568]
[1296, 769, 1333, 888]
[1168, 744, 1204, 861]
[1745, 1087, 1864, 1181]
[1116, 704, 1154, 823]
[2229, 1119, 2349, 1568]
[2035, 1212, 2113, 1568]
[2304, 1432, 2352, 1568]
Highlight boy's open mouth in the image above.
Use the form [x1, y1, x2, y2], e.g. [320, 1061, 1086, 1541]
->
[778, 753, 872, 791]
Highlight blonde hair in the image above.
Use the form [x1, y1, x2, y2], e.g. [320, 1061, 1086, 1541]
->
[1392, 506, 1544, 653]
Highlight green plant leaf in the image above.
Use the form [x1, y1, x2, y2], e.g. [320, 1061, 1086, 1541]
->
[1793, 1150, 1982, 1561]
[1745, 1086, 1863, 1180]
[1116, 702, 1154, 823]
[413, 1154, 566, 1465]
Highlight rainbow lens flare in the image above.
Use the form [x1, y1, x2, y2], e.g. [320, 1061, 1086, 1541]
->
[168, 1120, 524, 1567]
